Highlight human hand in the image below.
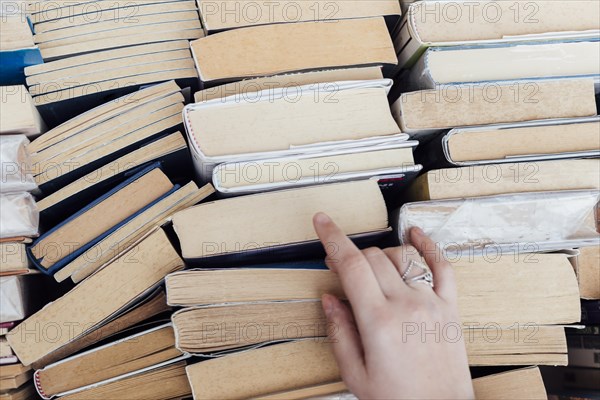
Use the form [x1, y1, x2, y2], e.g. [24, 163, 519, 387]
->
[313, 212, 474, 400]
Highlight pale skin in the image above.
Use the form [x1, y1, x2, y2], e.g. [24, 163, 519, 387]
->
[313, 212, 475, 400]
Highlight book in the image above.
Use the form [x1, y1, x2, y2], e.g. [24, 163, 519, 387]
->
[0, 337, 12, 358]
[0, 356, 18, 365]
[0, 363, 32, 395]
[184, 79, 407, 181]
[25, 40, 191, 83]
[212, 144, 420, 195]
[34, 324, 185, 399]
[56, 182, 214, 284]
[24, 43, 199, 126]
[29, 81, 185, 194]
[165, 253, 580, 326]
[186, 340, 548, 399]
[398, 190, 600, 254]
[172, 180, 390, 264]
[0, 85, 46, 137]
[0, 323, 15, 336]
[0, 243, 29, 276]
[171, 302, 569, 365]
[172, 301, 328, 353]
[391, 78, 598, 137]
[28, 0, 197, 25]
[253, 381, 348, 400]
[407, 41, 600, 90]
[7, 228, 184, 366]
[31, 0, 203, 61]
[0, 364, 29, 381]
[407, 159, 600, 201]
[472, 367, 547, 400]
[167, 252, 577, 365]
[0, 384, 36, 400]
[186, 340, 340, 399]
[56, 359, 191, 400]
[396, 0, 600, 69]
[0, 15, 34, 51]
[28, 164, 175, 274]
[255, 367, 547, 400]
[435, 117, 600, 166]
[190, 17, 397, 85]
[32, 288, 172, 369]
[31, 1, 199, 32]
[573, 245, 600, 300]
[0, 192, 38, 240]
[36, 132, 190, 224]
[0, 135, 36, 194]
[196, 0, 402, 33]
[0, 15, 42, 85]
[194, 66, 384, 102]
[0, 369, 31, 392]
[165, 267, 343, 306]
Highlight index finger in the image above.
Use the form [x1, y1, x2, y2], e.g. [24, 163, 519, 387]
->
[313, 213, 386, 310]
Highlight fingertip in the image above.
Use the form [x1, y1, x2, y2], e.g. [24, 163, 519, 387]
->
[313, 212, 332, 227]
[411, 226, 425, 237]
[409, 226, 426, 248]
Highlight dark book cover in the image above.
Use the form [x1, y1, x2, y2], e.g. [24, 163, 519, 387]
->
[29, 162, 180, 275]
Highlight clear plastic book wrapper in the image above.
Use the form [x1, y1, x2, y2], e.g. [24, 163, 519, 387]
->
[0, 192, 39, 238]
[399, 190, 600, 254]
[0, 135, 36, 193]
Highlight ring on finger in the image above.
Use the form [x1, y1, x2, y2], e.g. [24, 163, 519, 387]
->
[402, 259, 434, 288]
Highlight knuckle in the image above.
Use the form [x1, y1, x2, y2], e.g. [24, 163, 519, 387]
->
[342, 253, 366, 271]
[405, 298, 443, 321]
[362, 247, 381, 258]
[384, 247, 402, 260]
[371, 307, 395, 326]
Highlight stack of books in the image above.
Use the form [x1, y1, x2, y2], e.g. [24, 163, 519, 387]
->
[395, 0, 599, 71]
[0, 92, 44, 399]
[165, 256, 580, 365]
[20, 0, 204, 125]
[7, 228, 190, 399]
[0, 1, 598, 399]
[186, 1, 422, 203]
[1, 80, 211, 400]
[392, 2, 600, 398]
[29, 0, 202, 61]
[541, 245, 600, 398]
[184, 340, 549, 400]
[190, 1, 401, 87]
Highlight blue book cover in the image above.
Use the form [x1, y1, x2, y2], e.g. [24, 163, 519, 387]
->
[27, 162, 179, 275]
[0, 17, 43, 85]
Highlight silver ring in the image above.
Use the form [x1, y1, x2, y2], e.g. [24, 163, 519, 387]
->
[402, 260, 434, 288]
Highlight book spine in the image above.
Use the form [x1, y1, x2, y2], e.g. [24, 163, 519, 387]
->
[33, 370, 52, 400]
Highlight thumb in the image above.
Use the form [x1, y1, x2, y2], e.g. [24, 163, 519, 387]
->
[322, 294, 366, 386]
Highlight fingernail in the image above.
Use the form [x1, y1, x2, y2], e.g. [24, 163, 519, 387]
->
[412, 227, 425, 236]
[322, 294, 336, 317]
[314, 212, 331, 225]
